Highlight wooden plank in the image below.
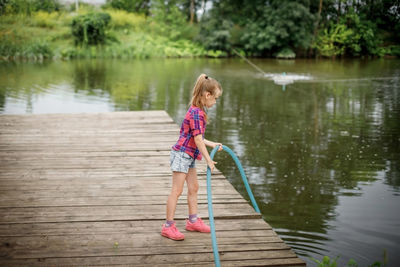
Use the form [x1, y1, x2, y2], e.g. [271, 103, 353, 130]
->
[2, 241, 290, 259]
[0, 253, 305, 267]
[0, 219, 271, 236]
[0, 197, 248, 208]
[0, 203, 261, 224]
[0, 219, 272, 236]
[0, 178, 231, 190]
[0, 219, 272, 239]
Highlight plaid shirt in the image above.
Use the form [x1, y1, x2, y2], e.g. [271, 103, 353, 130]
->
[172, 106, 206, 160]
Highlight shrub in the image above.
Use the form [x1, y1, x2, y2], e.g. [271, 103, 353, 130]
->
[388, 45, 400, 56]
[71, 12, 111, 46]
[0, 0, 33, 15]
[314, 10, 384, 57]
[314, 24, 353, 57]
[0, 38, 52, 60]
[275, 48, 296, 59]
[0, 38, 18, 58]
[23, 40, 53, 59]
[32, 0, 61, 13]
[0, 0, 61, 15]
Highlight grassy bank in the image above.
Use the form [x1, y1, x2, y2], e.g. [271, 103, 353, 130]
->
[0, 7, 224, 61]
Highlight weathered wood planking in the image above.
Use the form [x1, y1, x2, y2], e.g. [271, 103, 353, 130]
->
[0, 111, 305, 266]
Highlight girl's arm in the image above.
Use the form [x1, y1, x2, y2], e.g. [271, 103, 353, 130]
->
[204, 139, 223, 151]
[194, 135, 219, 172]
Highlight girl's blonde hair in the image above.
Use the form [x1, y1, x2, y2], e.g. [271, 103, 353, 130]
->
[190, 74, 222, 121]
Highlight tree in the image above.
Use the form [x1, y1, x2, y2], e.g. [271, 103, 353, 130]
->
[240, 1, 315, 56]
[71, 12, 111, 46]
[149, 0, 191, 40]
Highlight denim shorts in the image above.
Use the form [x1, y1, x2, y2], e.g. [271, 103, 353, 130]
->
[170, 149, 196, 173]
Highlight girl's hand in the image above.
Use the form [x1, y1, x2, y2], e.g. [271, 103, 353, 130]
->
[207, 160, 217, 172]
[213, 142, 223, 151]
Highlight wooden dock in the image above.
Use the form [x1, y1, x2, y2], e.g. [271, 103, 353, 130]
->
[0, 111, 306, 266]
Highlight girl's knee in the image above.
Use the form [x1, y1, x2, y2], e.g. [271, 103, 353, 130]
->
[171, 188, 183, 198]
[188, 183, 199, 195]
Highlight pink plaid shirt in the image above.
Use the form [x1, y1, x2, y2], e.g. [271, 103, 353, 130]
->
[172, 106, 206, 160]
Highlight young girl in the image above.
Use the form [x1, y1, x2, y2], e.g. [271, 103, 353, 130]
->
[161, 74, 223, 241]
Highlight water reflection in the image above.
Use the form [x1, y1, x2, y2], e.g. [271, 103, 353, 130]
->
[73, 60, 109, 93]
[1, 58, 399, 266]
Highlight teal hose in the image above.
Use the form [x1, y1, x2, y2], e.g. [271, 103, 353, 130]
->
[206, 145, 260, 267]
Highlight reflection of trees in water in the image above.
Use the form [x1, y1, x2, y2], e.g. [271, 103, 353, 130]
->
[0, 61, 58, 112]
[380, 80, 400, 188]
[73, 60, 109, 94]
[25, 87, 33, 113]
[0, 87, 5, 111]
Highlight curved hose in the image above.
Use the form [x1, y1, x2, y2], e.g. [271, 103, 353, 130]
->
[206, 145, 260, 267]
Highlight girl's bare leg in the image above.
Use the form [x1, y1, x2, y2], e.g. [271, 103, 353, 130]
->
[186, 168, 199, 215]
[166, 171, 187, 221]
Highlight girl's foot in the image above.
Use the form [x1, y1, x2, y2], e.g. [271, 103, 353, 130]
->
[185, 218, 211, 233]
[161, 223, 185, 240]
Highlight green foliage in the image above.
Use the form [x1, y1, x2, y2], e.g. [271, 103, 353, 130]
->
[314, 10, 384, 57]
[206, 49, 226, 58]
[0, 0, 61, 15]
[32, 0, 61, 13]
[344, 11, 383, 56]
[0, 37, 17, 58]
[0, 0, 6, 14]
[200, 0, 398, 58]
[1, 0, 398, 59]
[0, 37, 52, 60]
[314, 23, 354, 57]
[387, 45, 400, 56]
[66, 1, 94, 13]
[312, 256, 339, 267]
[106, 9, 145, 30]
[104, 0, 150, 15]
[33, 10, 60, 28]
[198, 16, 233, 52]
[71, 12, 111, 46]
[56, 32, 217, 60]
[346, 259, 358, 267]
[149, 0, 193, 41]
[0, 7, 219, 60]
[0, 0, 33, 15]
[275, 48, 295, 59]
[312, 255, 386, 267]
[240, 1, 315, 56]
[23, 39, 53, 58]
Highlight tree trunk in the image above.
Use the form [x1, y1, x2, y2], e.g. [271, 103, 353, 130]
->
[190, 0, 195, 24]
[370, 0, 374, 19]
[201, 0, 206, 17]
[309, 0, 323, 57]
[314, 0, 323, 36]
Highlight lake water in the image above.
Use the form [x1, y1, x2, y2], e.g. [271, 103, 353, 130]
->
[1, 58, 399, 266]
